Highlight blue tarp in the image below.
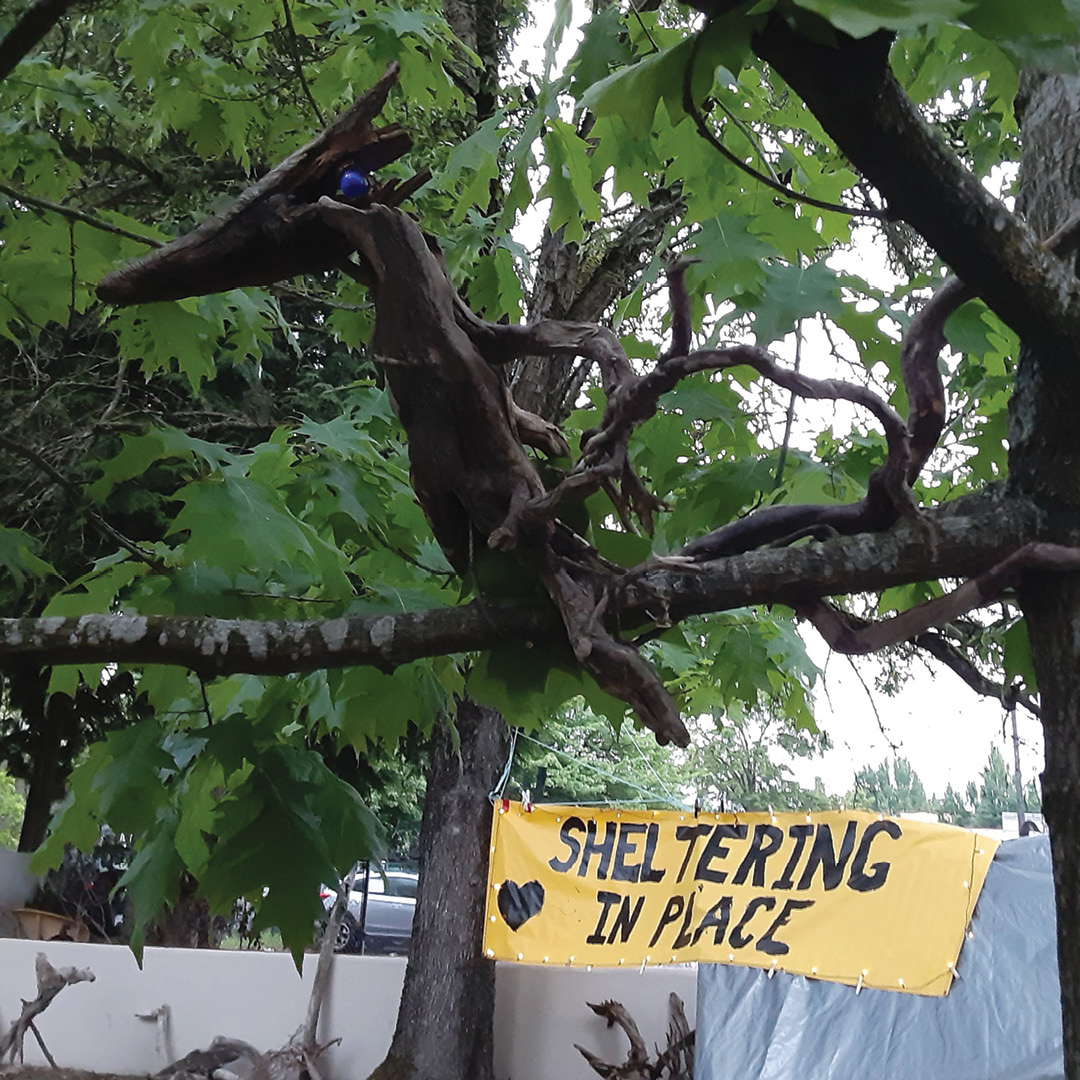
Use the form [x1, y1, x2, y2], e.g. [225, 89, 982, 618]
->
[696, 836, 1063, 1079]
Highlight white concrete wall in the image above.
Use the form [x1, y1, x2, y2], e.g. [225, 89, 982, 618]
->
[0, 939, 696, 1080]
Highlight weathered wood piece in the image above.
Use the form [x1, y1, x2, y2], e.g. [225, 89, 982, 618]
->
[0, 953, 95, 1065]
[94, 66, 690, 745]
[575, 995, 694, 1080]
[97, 63, 425, 305]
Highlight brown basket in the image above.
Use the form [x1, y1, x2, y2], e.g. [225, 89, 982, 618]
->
[11, 907, 91, 943]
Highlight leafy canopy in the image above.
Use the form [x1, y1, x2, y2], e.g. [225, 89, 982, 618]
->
[0, 0, 1070, 953]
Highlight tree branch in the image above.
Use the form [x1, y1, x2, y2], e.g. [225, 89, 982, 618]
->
[912, 631, 1042, 719]
[683, 27, 888, 221]
[279, 0, 326, 127]
[796, 542, 1080, 654]
[0, 0, 79, 84]
[0, 181, 164, 249]
[0, 496, 1039, 675]
[740, 13, 1080, 374]
[1, 954, 95, 1063]
[0, 431, 163, 568]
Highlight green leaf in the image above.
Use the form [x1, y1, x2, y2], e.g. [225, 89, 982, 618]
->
[580, 17, 751, 137]
[791, 0, 975, 38]
[0, 527, 56, 585]
[467, 246, 526, 321]
[1003, 619, 1038, 692]
[538, 119, 602, 243]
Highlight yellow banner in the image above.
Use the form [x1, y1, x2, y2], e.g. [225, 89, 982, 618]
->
[483, 803, 998, 996]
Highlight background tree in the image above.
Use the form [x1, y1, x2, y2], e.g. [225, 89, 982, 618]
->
[851, 756, 931, 816]
[0, 772, 24, 850]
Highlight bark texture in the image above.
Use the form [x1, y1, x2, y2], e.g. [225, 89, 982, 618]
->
[369, 699, 504, 1080]
[1012, 64, 1080, 1080]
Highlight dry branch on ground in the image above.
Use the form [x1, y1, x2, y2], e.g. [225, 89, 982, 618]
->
[576, 994, 694, 1080]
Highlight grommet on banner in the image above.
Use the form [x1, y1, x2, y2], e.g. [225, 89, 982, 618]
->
[811, 966, 818, 976]
[517, 952, 524, 961]
[587, 964, 593, 972]
[486, 948, 495, 958]
[543, 956, 549, 964]
[499, 799, 509, 814]
[898, 977, 905, 988]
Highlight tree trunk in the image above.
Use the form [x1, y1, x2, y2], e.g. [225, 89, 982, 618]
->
[368, 699, 505, 1080]
[1012, 66, 1080, 1079]
[18, 748, 59, 852]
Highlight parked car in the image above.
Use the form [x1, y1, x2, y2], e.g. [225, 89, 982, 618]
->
[321, 865, 417, 955]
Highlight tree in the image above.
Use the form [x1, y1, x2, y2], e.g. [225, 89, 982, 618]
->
[684, 708, 835, 812]
[6, 1, 1080, 1077]
[932, 742, 1043, 828]
[0, 771, 24, 850]
[852, 756, 931, 816]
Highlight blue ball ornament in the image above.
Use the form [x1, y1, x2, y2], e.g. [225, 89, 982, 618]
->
[339, 169, 370, 198]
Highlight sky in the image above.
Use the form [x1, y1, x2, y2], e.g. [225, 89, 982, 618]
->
[790, 639, 1044, 800]
[507, 3, 1046, 807]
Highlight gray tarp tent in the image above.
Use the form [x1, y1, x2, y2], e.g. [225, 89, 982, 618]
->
[696, 836, 1063, 1079]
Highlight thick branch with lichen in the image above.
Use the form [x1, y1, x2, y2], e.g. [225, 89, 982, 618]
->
[0, 495, 1041, 675]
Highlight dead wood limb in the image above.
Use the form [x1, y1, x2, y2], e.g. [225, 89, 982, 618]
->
[97, 63, 422, 306]
[312, 196, 689, 743]
[900, 206, 1080, 485]
[659, 258, 700, 363]
[794, 541, 1080, 655]
[0, 953, 95, 1064]
[88, 64, 1067, 747]
[156, 1037, 264, 1079]
[297, 878, 350, 1080]
[912, 630, 1042, 719]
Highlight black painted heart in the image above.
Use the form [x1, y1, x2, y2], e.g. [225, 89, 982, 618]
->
[497, 879, 545, 931]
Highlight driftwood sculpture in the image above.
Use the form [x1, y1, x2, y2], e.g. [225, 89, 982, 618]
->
[96, 64, 1080, 745]
[96, 63, 689, 746]
[576, 995, 694, 1080]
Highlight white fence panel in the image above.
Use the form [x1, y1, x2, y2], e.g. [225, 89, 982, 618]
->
[0, 939, 695, 1080]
